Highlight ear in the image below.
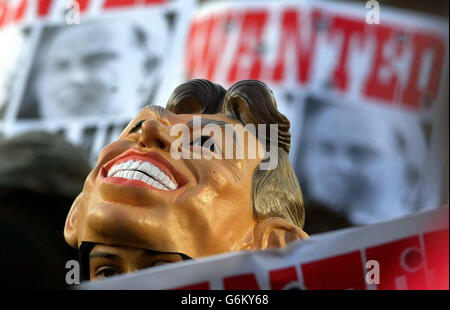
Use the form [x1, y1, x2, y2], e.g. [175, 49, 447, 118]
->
[64, 194, 82, 248]
[249, 217, 309, 250]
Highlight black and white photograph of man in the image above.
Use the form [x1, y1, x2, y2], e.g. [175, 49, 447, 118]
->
[17, 14, 169, 119]
[295, 96, 428, 225]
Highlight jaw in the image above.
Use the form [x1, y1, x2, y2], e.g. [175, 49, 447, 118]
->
[77, 199, 254, 259]
[79, 201, 178, 254]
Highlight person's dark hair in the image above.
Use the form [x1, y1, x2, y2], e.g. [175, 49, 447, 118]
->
[0, 131, 91, 288]
[166, 79, 304, 228]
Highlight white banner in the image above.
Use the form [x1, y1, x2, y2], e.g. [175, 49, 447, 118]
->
[80, 207, 449, 290]
[0, 0, 194, 164]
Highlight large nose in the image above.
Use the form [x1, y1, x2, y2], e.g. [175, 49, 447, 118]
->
[334, 152, 355, 176]
[138, 118, 174, 152]
[69, 65, 89, 86]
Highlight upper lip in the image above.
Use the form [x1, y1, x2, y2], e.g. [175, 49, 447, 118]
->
[101, 149, 187, 190]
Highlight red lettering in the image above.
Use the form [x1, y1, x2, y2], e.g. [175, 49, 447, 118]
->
[423, 229, 449, 289]
[401, 31, 446, 110]
[227, 11, 268, 83]
[269, 266, 299, 290]
[223, 274, 261, 290]
[76, 0, 90, 12]
[272, 9, 319, 84]
[37, 0, 52, 17]
[103, 0, 136, 9]
[13, 0, 27, 22]
[328, 16, 365, 91]
[144, 0, 165, 3]
[363, 25, 404, 103]
[301, 251, 365, 290]
[187, 13, 231, 80]
[186, 19, 205, 78]
[185, 19, 200, 78]
[0, 1, 9, 28]
[173, 282, 211, 290]
[365, 236, 426, 290]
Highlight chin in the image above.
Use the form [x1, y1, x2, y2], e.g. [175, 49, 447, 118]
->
[83, 201, 168, 249]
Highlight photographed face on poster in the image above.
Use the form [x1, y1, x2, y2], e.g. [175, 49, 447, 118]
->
[297, 99, 426, 225]
[0, 27, 26, 120]
[33, 19, 166, 119]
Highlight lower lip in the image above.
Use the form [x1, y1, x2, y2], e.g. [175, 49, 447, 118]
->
[100, 167, 169, 191]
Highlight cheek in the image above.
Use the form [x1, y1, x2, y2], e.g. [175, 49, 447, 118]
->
[172, 184, 254, 253]
[83, 139, 134, 194]
[206, 169, 229, 189]
[38, 74, 54, 94]
[97, 139, 134, 163]
[73, 194, 91, 242]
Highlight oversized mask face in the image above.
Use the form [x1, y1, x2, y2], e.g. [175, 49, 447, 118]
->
[65, 106, 306, 261]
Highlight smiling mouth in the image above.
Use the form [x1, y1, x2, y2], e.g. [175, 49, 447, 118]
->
[106, 158, 178, 191]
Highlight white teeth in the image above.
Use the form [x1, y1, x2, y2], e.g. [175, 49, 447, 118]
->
[111, 165, 119, 175]
[115, 163, 122, 171]
[107, 159, 178, 190]
[162, 175, 169, 185]
[125, 170, 134, 179]
[156, 171, 165, 183]
[133, 171, 144, 181]
[141, 174, 150, 183]
[168, 181, 176, 190]
[149, 166, 160, 178]
[139, 162, 152, 175]
[130, 160, 141, 170]
[108, 164, 119, 177]
[123, 160, 133, 170]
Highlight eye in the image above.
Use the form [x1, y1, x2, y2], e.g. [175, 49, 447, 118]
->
[95, 267, 119, 279]
[190, 135, 216, 153]
[51, 59, 70, 71]
[129, 119, 146, 134]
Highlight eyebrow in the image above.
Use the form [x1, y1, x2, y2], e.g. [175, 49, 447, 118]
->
[128, 106, 173, 133]
[186, 118, 240, 149]
[89, 252, 120, 259]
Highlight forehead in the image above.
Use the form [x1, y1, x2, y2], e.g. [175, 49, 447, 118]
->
[91, 244, 145, 257]
[310, 107, 394, 149]
[46, 23, 133, 58]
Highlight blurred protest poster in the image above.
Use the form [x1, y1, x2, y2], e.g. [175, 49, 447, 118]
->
[0, 0, 448, 228]
[183, 0, 449, 227]
[0, 0, 194, 163]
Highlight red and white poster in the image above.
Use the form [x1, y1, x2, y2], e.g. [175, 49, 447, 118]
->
[0, 0, 448, 240]
[80, 206, 449, 290]
[0, 0, 194, 163]
[183, 0, 449, 226]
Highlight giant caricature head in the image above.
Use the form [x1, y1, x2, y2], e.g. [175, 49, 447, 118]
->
[64, 80, 307, 278]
